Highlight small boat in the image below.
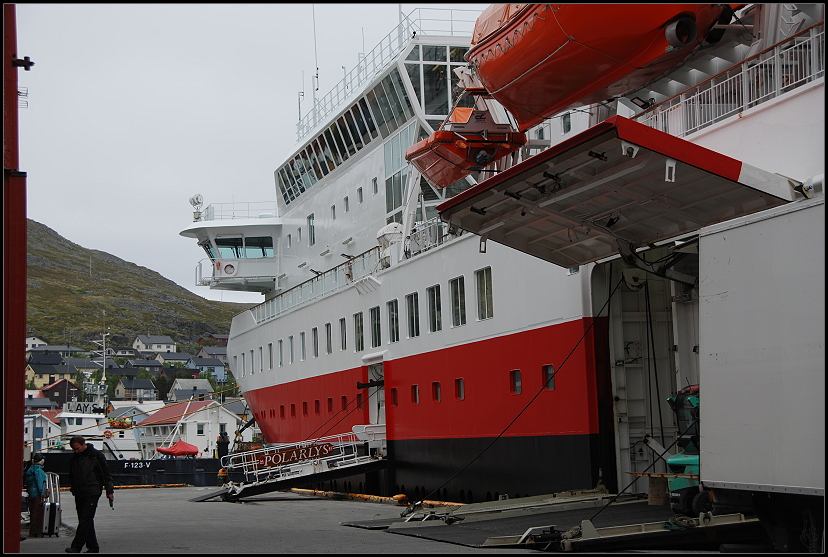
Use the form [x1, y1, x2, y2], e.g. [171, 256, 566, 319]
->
[405, 90, 526, 189]
[465, 4, 737, 131]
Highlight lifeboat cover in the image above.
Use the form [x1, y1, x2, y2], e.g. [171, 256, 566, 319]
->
[437, 116, 795, 268]
[157, 439, 199, 456]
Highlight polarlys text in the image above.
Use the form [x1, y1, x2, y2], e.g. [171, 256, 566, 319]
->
[247, 443, 335, 467]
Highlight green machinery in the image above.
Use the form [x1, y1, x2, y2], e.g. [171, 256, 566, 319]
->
[665, 384, 712, 516]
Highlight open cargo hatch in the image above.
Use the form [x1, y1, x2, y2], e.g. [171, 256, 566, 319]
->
[437, 116, 796, 268]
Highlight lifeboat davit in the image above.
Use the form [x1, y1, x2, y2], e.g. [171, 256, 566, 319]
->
[465, 4, 738, 131]
[405, 99, 527, 189]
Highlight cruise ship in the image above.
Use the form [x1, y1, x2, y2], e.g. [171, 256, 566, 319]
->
[180, 4, 824, 512]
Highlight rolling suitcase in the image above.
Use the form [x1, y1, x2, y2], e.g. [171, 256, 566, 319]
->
[41, 472, 62, 537]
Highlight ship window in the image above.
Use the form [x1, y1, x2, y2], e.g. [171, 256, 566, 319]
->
[341, 395, 348, 411]
[427, 284, 442, 333]
[259, 346, 263, 372]
[475, 267, 494, 320]
[329, 123, 349, 163]
[280, 405, 285, 419]
[366, 89, 391, 138]
[312, 327, 319, 358]
[311, 139, 330, 177]
[314, 399, 320, 415]
[510, 370, 522, 394]
[244, 236, 273, 258]
[370, 306, 381, 348]
[383, 74, 408, 124]
[251, 350, 255, 375]
[240, 352, 245, 377]
[405, 63, 422, 110]
[344, 110, 364, 151]
[391, 388, 398, 407]
[449, 276, 466, 327]
[450, 46, 468, 63]
[390, 69, 415, 120]
[543, 365, 555, 390]
[423, 63, 448, 115]
[340, 318, 346, 351]
[307, 214, 315, 246]
[350, 105, 371, 147]
[357, 187, 363, 204]
[306, 145, 323, 180]
[371, 82, 398, 137]
[268, 343, 273, 370]
[354, 312, 364, 352]
[378, 79, 404, 132]
[344, 196, 349, 212]
[336, 116, 357, 156]
[411, 384, 420, 405]
[300, 331, 306, 361]
[455, 378, 465, 400]
[406, 44, 419, 61]
[422, 45, 447, 62]
[406, 292, 420, 338]
[325, 323, 332, 355]
[199, 240, 217, 261]
[287, 234, 292, 249]
[331, 205, 336, 220]
[297, 227, 301, 242]
[278, 339, 283, 367]
[372, 177, 378, 195]
[562, 112, 571, 134]
[432, 381, 441, 403]
[291, 404, 296, 418]
[357, 393, 363, 410]
[327, 397, 333, 413]
[289, 336, 294, 364]
[323, 128, 344, 166]
[302, 401, 308, 416]
[387, 299, 399, 343]
[358, 97, 378, 139]
[215, 237, 243, 259]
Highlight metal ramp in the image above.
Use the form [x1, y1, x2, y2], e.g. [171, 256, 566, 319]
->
[193, 426, 387, 502]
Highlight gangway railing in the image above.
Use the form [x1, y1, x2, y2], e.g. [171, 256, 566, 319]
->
[219, 427, 386, 498]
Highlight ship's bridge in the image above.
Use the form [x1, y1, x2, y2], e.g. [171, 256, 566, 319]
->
[180, 201, 282, 294]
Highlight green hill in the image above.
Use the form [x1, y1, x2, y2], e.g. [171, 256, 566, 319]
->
[26, 219, 253, 351]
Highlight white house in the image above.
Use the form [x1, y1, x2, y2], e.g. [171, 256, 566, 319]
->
[133, 335, 176, 354]
[138, 399, 251, 459]
[23, 412, 59, 457]
[26, 336, 48, 351]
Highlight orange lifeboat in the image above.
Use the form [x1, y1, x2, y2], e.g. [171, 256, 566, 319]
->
[405, 99, 527, 189]
[466, 4, 739, 131]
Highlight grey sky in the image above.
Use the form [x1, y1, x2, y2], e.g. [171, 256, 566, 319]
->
[16, 4, 486, 303]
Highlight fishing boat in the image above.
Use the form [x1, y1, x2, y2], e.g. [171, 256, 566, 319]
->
[179, 4, 824, 513]
[465, 4, 738, 131]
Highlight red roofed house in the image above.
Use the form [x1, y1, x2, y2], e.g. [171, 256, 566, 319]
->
[137, 399, 252, 459]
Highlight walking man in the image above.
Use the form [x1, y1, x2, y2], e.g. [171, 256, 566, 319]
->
[24, 453, 48, 538]
[66, 436, 114, 553]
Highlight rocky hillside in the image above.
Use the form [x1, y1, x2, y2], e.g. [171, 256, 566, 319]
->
[26, 219, 253, 349]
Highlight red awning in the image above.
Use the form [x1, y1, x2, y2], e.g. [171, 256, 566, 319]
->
[437, 116, 795, 268]
[157, 439, 199, 456]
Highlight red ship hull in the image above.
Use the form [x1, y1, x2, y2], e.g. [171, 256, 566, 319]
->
[466, 4, 734, 131]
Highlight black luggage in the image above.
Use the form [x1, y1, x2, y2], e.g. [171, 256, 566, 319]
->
[40, 472, 61, 537]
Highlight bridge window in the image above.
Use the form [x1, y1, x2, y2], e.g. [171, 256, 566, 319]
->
[215, 237, 243, 259]
[244, 236, 274, 258]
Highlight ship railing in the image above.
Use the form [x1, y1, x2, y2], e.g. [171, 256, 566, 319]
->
[198, 201, 278, 222]
[405, 216, 460, 258]
[250, 246, 381, 325]
[220, 430, 380, 486]
[634, 21, 825, 138]
[296, 7, 481, 142]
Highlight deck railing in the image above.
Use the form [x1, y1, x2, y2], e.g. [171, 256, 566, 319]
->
[199, 201, 279, 221]
[296, 7, 480, 142]
[634, 22, 824, 137]
[250, 247, 381, 324]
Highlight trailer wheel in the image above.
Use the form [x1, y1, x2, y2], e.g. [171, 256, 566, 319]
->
[692, 490, 713, 515]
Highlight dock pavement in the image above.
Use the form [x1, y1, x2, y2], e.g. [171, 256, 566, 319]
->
[19, 486, 526, 554]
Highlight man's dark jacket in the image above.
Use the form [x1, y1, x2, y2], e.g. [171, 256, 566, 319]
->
[68, 443, 115, 497]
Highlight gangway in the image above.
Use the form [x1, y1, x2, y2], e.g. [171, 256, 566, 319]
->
[192, 426, 387, 502]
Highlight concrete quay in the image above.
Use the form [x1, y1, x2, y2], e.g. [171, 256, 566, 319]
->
[19, 486, 525, 554]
